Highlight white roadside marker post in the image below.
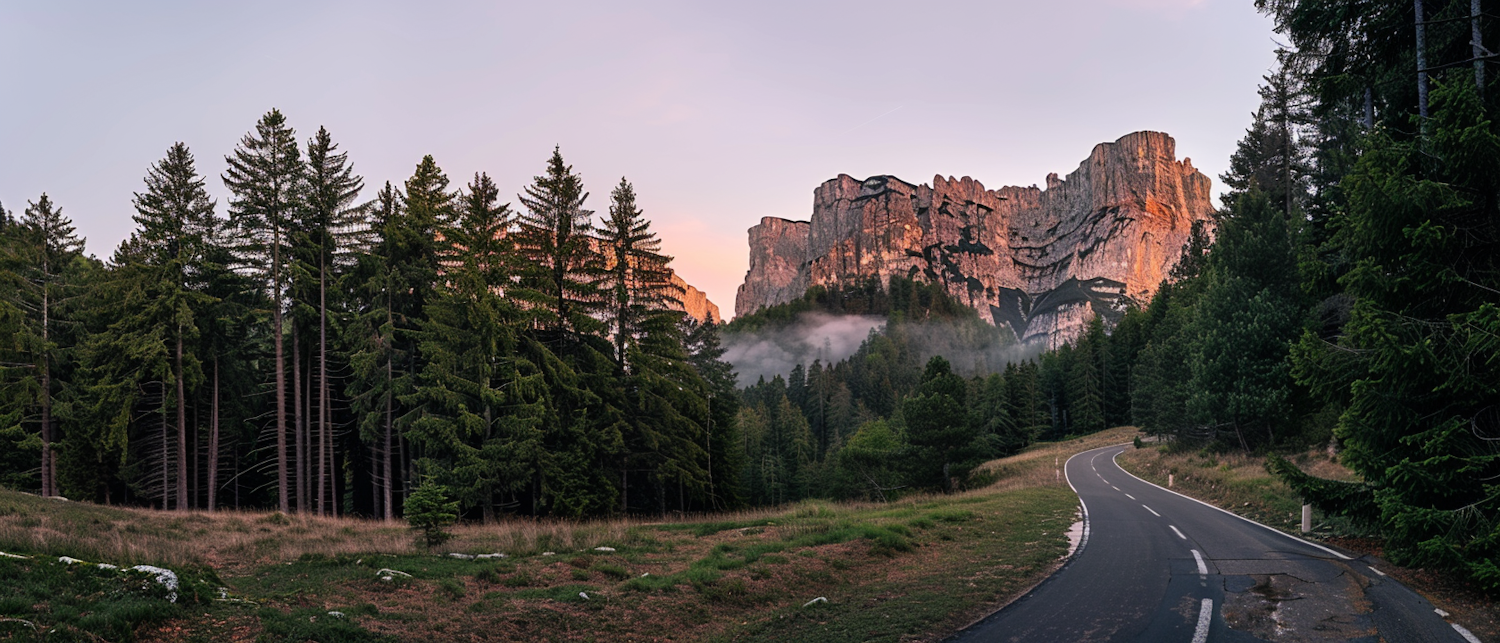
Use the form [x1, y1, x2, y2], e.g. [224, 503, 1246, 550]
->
[1301, 504, 1313, 533]
[1168, 473, 1174, 488]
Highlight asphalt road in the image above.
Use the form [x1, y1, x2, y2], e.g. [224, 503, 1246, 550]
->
[949, 444, 1482, 643]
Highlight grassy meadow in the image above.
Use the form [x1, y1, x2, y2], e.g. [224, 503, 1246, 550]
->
[0, 427, 1138, 642]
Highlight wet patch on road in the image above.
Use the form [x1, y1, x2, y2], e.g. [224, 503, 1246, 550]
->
[1220, 559, 1378, 642]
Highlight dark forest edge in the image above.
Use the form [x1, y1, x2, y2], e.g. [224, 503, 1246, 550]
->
[0, 0, 1495, 601]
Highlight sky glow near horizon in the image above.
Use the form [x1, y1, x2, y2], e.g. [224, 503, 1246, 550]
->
[0, 1, 1277, 317]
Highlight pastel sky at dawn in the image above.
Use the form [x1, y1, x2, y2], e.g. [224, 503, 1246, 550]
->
[0, 0, 1276, 316]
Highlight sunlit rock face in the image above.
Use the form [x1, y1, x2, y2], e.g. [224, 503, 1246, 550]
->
[673, 274, 721, 324]
[734, 131, 1214, 348]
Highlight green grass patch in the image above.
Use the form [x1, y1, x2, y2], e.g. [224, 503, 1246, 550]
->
[259, 603, 390, 643]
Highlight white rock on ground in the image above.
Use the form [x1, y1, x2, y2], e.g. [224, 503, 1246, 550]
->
[129, 565, 180, 603]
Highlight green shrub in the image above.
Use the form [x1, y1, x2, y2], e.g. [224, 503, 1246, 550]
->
[404, 479, 458, 548]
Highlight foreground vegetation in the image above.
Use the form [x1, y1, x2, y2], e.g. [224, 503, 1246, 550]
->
[0, 427, 1135, 642]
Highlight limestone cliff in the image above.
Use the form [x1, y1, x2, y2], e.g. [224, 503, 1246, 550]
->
[673, 274, 721, 324]
[734, 131, 1214, 347]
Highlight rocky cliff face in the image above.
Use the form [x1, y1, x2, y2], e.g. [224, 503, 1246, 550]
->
[673, 274, 721, 324]
[734, 131, 1214, 347]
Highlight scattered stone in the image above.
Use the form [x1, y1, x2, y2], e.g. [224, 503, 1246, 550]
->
[475, 553, 507, 559]
[58, 556, 84, 565]
[541, 552, 555, 556]
[803, 597, 828, 608]
[0, 552, 31, 560]
[579, 592, 590, 600]
[97, 563, 117, 570]
[130, 565, 180, 603]
[593, 546, 616, 552]
[447, 553, 475, 560]
[327, 611, 345, 618]
[376, 568, 412, 579]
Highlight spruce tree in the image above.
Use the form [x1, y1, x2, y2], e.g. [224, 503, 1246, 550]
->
[132, 143, 219, 509]
[902, 356, 975, 492]
[346, 182, 404, 520]
[6, 195, 84, 497]
[223, 109, 304, 513]
[297, 126, 364, 515]
[599, 178, 679, 368]
[514, 147, 605, 343]
[411, 172, 541, 520]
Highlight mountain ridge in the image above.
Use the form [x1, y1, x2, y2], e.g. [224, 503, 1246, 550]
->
[734, 131, 1214, 347]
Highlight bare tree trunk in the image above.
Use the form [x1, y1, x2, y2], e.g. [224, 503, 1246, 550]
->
[1364, 86, 1375, 128]
[40, 270, 51, 498]
[383, 299, 394, 520]
[207, 358, 219, 512]
[176, 328, 188, 510]
[294, 331, 305, 512]
[274, 240, 288, 514]
[161, 386, 169, 510]
[1417, 0, 1430, 120]
[1475, 0, 1486, 97]
[318, 268, 329, 516]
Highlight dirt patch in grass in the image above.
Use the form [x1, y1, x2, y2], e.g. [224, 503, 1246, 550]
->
[1118, 444, 1499, 643]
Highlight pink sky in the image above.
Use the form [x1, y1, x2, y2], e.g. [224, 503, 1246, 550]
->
[0, 1, 1276, 316]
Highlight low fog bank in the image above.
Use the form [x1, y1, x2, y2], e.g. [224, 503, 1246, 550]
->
[723, 311, 1050, 386]
[722, 312, 885, 386]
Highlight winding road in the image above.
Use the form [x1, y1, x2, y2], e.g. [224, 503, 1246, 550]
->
[949, 444, 1482, 643]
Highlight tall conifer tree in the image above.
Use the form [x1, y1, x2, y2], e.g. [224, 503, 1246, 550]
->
[224, 109, 304, 513]
[132, 143, 218, 509]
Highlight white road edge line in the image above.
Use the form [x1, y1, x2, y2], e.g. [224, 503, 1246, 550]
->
[1143, 505, 1161, 517]
[1170, 525, 1187, 540]
[1063, 450, 1093, 558]
[1192, 549, 1208, 575]
[1435, 608, 1450, 617]
[1192, 598, 1213, 643]
[1453, 623, 1482, 643]
[1369, 566, 1387, 577]
[1109, 448, 1354, 560]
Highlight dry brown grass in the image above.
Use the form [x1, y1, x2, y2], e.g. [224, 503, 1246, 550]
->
[972, 425, 1142, 493]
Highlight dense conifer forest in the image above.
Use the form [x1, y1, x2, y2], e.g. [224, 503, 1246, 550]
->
[0, 0, 1496, 596]
[0, 116, 744, 520]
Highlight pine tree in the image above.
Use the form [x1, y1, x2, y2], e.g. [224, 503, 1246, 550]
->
[1190, 189, 1301, 450]
[902, 356, 976, 492]
[685, 319, 744, 509]
[132, 143, 219, 509]
[1067, 318, 1106, 435]
[599, 178, 680, 369]
[5, 195, 85, 497]
[411, 172, 541, 520]
[223, 109, 304, 513]
[1286, 80, 1500, 589]
[346, 182, 404, 520]
[297, 126, 364, 515]
[514, 148, 605, 343]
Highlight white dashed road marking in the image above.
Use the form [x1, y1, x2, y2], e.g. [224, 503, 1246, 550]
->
[1191, 549, 1208, 576]
[1170, 525, 1187, 540]
[1124, 493, 1135, 500]
[1192, 598, 1213, 643]
[1143, 505, 1160, 517]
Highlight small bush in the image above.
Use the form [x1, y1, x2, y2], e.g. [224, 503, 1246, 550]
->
[404, 479, 458, 548]
[502, 571, 534, 588]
